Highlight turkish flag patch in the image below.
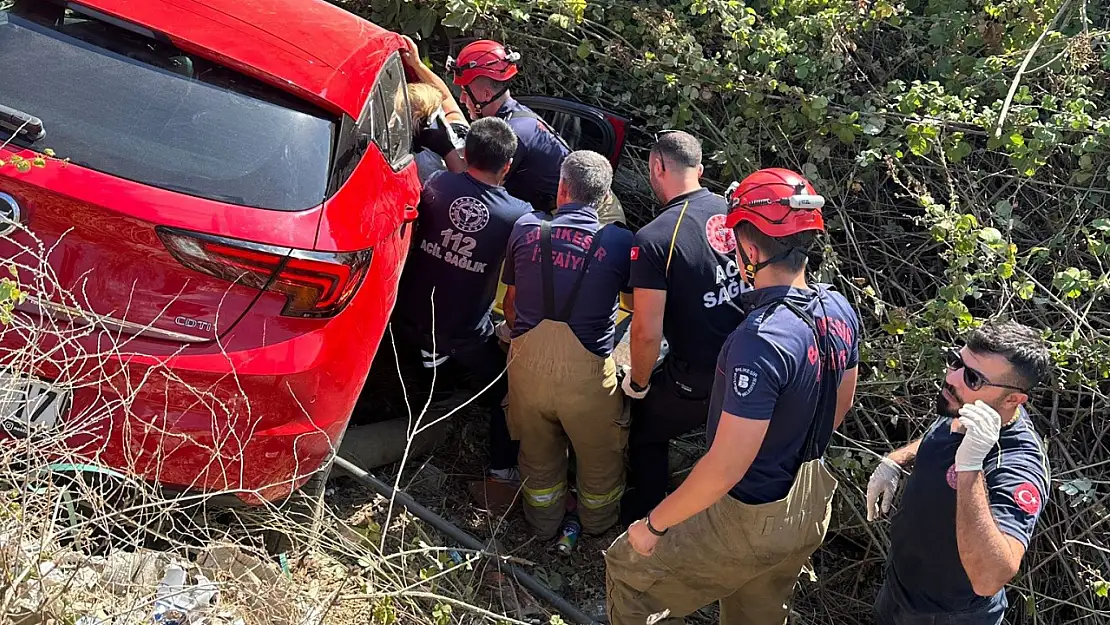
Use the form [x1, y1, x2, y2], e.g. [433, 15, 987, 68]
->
[1013, 482, 1042, 515]
[630, 246, 640, 261]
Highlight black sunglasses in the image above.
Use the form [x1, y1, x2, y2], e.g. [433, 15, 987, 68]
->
[654, 129, 680, 142]
[652, 130, 682, 171]
[945, 348, 1028, 393]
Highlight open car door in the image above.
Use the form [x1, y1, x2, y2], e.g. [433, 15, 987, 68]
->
[492, 97, 636, 355]
[513, 96, 632, 167]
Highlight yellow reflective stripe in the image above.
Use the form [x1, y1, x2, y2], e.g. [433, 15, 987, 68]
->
[579, 485, 625, 510]
[522, 482, 566, 508]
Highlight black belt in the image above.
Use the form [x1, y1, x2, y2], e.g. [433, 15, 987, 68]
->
[665, 353, 716, 377]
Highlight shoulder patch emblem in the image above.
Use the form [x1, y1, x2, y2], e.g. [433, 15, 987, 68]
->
[449, 196, 490, 233]
[732, 366, 758, 398]
[630, 246, 640, 261]
[1013, 482, 1042, 515]
[706, 213, 737, 255]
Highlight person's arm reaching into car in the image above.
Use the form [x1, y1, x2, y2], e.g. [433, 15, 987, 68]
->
[400, 36, 466, 124]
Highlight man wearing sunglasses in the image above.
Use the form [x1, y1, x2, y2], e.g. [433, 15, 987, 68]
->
[618, 130, 747, 526]
[865, 320, 1051, 625]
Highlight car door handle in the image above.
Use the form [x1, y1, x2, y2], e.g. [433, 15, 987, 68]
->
[403, 206, 419, 222]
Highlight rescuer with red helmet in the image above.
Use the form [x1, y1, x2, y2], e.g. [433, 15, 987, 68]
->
[605, 168, 862, 625]
[447, 40, 570, 213]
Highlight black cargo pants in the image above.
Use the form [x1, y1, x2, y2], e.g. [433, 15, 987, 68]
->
[619, 356, 713, 525]
[391, 322, 518, 471]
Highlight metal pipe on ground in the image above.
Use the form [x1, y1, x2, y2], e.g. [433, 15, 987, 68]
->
[332, 456, 604, 625]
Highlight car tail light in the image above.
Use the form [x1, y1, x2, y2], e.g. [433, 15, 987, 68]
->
[157, 228, 372, 318]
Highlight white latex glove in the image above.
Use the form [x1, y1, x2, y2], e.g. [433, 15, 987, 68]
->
[494, 320, 512, 343]
[620, 365, 649, 399]
[865, 457, 902, 522]
[954, 400, 1002, 472]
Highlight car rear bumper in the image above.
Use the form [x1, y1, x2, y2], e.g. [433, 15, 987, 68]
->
[0, 226, 410, 504]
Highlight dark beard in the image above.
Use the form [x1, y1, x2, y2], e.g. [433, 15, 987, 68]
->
[935, 383, 962, 418]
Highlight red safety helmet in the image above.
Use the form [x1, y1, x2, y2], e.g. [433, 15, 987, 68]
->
[447, 40, 520, 86]
[725, 168, 826, 238]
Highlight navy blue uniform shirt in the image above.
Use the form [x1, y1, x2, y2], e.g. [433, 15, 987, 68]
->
[887, 412, 1049, 618]
[706, 285, 860, 504]
[496, 97, 570, 212]
[630, 188, 748, 369]
[394, 171, 531, 353]
[502, 203, 633, 358]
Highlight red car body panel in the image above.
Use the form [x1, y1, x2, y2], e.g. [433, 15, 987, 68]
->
[0, 0, 418, 503]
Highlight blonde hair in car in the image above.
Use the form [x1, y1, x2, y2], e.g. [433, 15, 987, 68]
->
[407, 83, 445, 128]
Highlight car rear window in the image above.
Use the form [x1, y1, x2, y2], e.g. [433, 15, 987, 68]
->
[0, 3, 336, 211]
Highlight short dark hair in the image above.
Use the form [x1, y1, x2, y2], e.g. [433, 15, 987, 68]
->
[735, 222, 813, 273]
[465, 117, 517, 173]
[966, 319, 1052, 390]
[651, 131, 702, 169]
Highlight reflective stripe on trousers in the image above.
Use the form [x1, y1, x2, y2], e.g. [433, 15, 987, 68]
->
[580, 484, 625, 510]
[523, 481, 567, 508]
[507, 319, 628, 538]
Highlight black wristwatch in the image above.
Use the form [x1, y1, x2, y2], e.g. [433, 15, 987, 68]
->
[629, 379, 648, 393]
[645, 514, 668, 537]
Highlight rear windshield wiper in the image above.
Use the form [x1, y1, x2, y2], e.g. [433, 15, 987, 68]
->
[0, 104, 46, 142]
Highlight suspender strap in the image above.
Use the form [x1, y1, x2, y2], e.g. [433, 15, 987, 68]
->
[747, 293, 838, 463]
[504, 108, 572, 151]
[783, 296, 837, 462]
[558, 226, 607, 321]
[538, 218, 608, 322]
[540, 214, 556, 319]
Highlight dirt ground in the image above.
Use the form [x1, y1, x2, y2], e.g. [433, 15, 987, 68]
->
[327, 400, 618, 622]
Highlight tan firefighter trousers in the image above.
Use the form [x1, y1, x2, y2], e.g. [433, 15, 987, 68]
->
[507, 319, 628, 538]
[605, 456, 838, 625]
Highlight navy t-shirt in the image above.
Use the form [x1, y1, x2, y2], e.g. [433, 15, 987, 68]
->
[394, 171, 531, 353]
[496, 98, 570, 211]
[706, 285, 860, 504]
[887, 412, 1049, 617]
[630, 188, 748, 370]
[502, 203, 634, 358]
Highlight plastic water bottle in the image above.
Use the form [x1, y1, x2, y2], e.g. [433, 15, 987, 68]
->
[556, 516, 581, 554]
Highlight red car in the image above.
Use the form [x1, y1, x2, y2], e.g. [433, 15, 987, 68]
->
[0, 0, 631, 508]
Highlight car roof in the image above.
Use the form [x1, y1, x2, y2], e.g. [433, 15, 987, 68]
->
[75, 0, 399, 118]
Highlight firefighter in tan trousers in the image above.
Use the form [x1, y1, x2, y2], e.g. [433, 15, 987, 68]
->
[500, 150, 636, 538]
[605, 168, 861, 625]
